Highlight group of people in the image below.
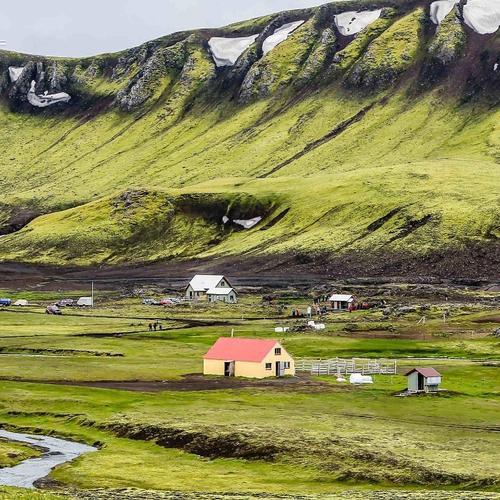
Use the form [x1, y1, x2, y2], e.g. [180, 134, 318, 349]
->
[148, 322, 163, 332]
[291, 305, 328, 318]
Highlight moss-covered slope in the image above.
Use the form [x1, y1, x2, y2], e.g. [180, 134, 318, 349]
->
[0, 0, 498, 276]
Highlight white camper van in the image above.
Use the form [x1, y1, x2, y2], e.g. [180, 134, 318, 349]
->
[77, 297, 93, 307]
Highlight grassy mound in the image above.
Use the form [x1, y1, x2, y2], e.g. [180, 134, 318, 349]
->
[0, 190, 274, 265]
[0, 439, 41, 468]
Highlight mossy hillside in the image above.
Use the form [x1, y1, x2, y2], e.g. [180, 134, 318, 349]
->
[0, 3, 498, 271]
[0, 79, 498, 267]
[348, 8, 426, 88]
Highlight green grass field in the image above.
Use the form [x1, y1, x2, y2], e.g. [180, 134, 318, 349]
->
[0, 287, 498, 497]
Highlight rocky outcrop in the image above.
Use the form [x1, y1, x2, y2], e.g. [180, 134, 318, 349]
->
[8, 61, 37, 103]
[428, 7, 467, 68]
[239, 19, 318, 102]
[348, 8, 425, 89]
[115, 42, 187, 111]
[296, 28, 337, 85]
[6, 60, 72, 107]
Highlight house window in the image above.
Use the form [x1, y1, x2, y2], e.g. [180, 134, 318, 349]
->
[274, 348, 281, 355]
[265, 363, 272, 370]
[283, 362, 291, 369]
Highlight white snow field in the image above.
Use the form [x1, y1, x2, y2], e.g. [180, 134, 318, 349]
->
[262, 20, 305, 55]
[463, 0, 500, 34]
[233, 217, 262, 229]
[429, 0, 459, 25]
[8, 67, 24, 83]
[27, 81, 71, 108]
[208, 35, 259, 67]
[334, 9, 382, 36]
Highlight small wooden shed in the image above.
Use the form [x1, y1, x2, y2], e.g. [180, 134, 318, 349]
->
[329, 294, 356, 311]
[203, 337, 295, 379]
[405, 367, 442, 393]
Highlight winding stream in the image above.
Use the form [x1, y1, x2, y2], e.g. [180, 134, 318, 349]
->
[0, 429, 97, 489]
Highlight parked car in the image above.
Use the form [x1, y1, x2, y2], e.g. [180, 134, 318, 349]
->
[46, 305, 62, 315]
[160, 298, 176, 306]
[161, 298, 181, 306]
[142, 299, 160, 306]
[0, 298, 12, 307]
[56, 298, 74, 307]
[13, 299, 29, 306]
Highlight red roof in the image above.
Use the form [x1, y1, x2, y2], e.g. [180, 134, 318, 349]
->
[204, 337, 279, 362]
[405, 367, 441, 377]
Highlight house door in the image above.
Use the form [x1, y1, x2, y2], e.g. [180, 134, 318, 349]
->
[418, 373, 425, 391]
[275, 362, 284, 378]
[224, 361, 235, 377]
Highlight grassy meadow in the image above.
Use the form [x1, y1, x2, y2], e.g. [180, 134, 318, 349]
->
[0, 285, 498, 497]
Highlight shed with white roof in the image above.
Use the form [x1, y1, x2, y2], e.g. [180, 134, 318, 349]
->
[207, 287, 238, 304]
[329, 294, 356, 311]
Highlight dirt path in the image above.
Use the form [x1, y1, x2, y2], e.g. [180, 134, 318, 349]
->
[0, 374, 339, 393]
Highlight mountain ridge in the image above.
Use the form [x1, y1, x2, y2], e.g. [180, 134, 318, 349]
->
[0, 0, 498, 278]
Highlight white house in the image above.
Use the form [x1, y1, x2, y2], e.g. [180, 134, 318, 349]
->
[329, 294, 356, 311]
[185, 275, 233, 301]
[207, 287, 238, 304]
[405, 367, 442, 393]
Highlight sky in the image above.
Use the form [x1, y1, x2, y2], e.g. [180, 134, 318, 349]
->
[0, 0, 328, 57]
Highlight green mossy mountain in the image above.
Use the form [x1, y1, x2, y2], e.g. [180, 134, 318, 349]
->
[0, 0, 498, 277]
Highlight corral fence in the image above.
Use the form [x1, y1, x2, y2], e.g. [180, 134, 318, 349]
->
[295, 358, 397, 376]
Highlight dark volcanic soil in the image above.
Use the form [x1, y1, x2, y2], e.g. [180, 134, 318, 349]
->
[3, 374, 337, 393]
[0, 245, 498, 292]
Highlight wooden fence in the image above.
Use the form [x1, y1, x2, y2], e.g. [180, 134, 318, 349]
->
[295, 358, 397, 376]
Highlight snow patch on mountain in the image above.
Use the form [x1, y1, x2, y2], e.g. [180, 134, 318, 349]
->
[262, 21, 305, 55]
[430, 0, 459, 25]
[233, 217, 262, 229]
[334, 10, 382, 36]
[8, 67, 24, 83]
[463, 0, 500, 34]
[27, 81, 71, 108]
[208, 35, 259, 67]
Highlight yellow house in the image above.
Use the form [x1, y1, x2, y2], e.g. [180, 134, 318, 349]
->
[203, 337, 295, 379]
